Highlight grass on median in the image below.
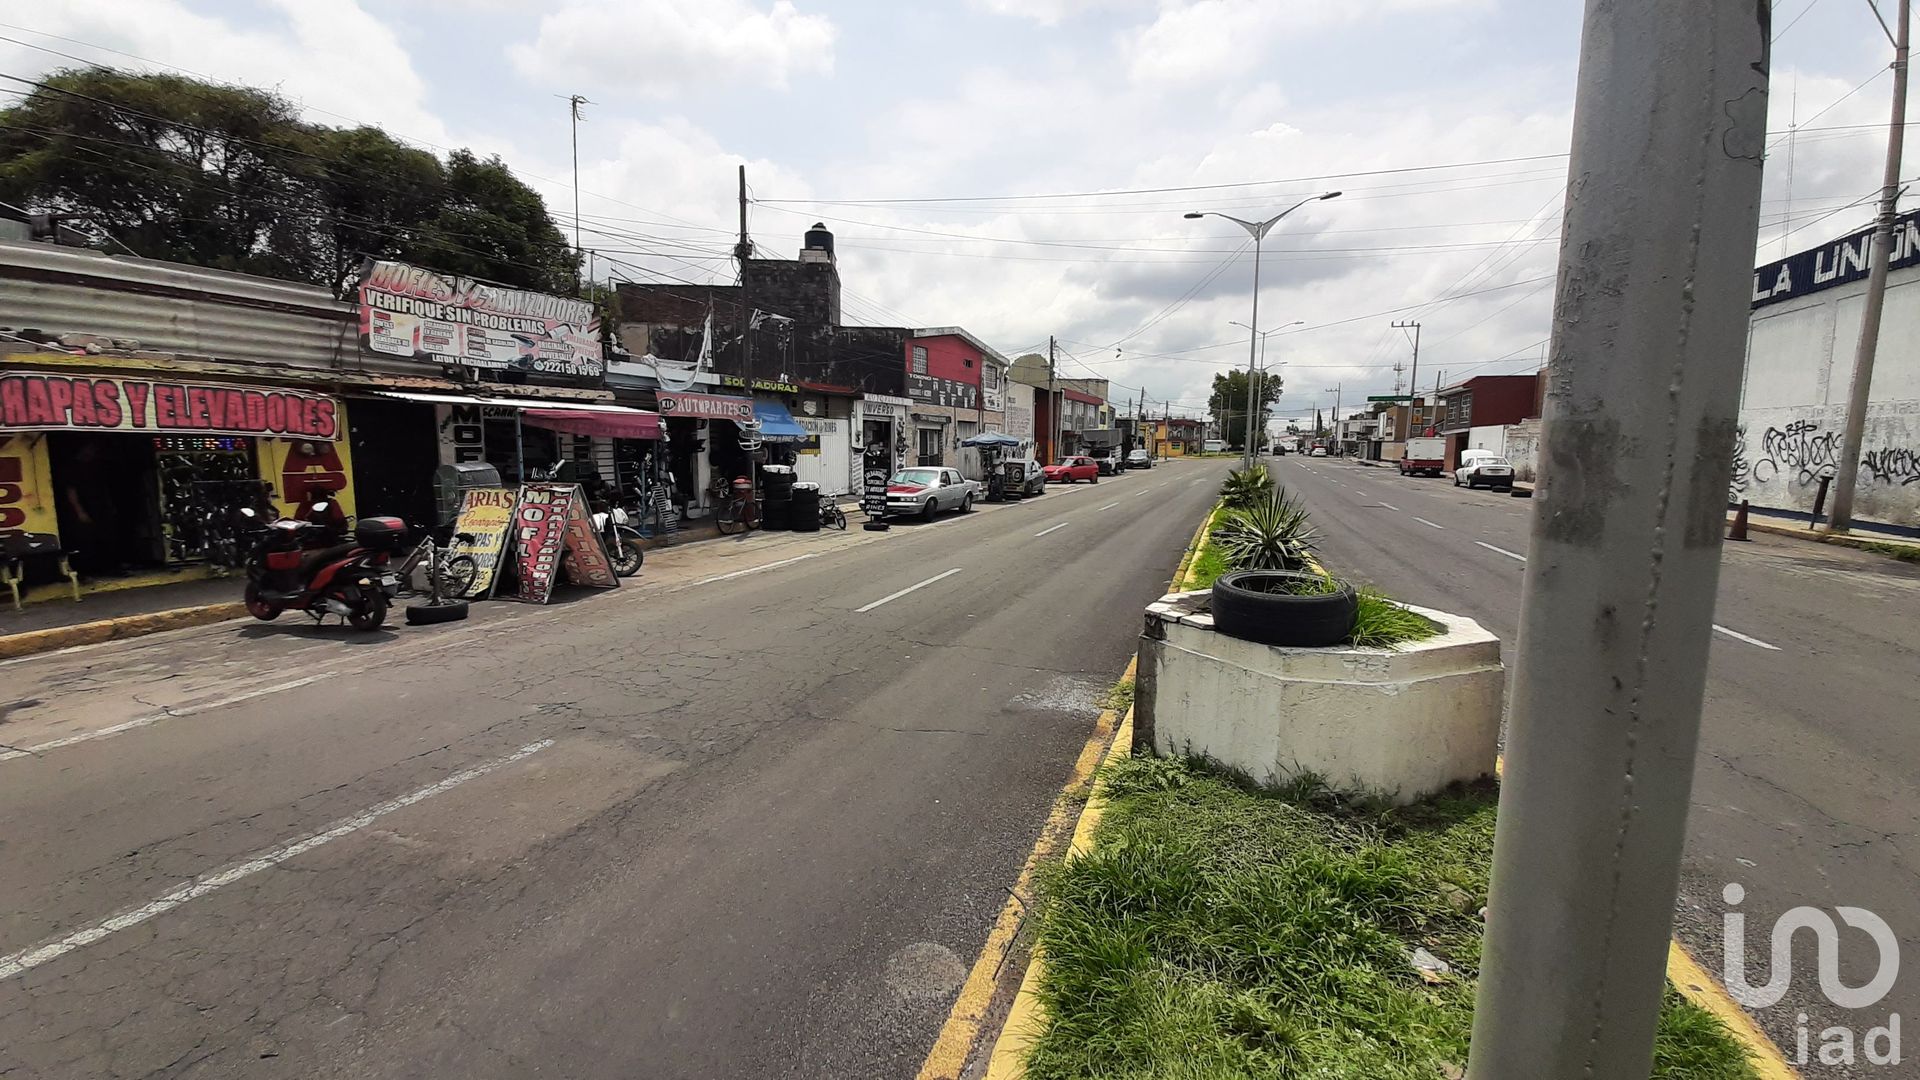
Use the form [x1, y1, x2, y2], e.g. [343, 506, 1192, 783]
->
[1857, 539, 1920, 563]
[1024, 756, 1760, 1080]
[1186, 503, 1234, 590]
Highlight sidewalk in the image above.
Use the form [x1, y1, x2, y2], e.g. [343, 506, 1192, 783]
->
[1732, 504, 1920, 560]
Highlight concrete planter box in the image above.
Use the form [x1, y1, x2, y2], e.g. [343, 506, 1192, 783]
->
[1135, 590, 1503, 804]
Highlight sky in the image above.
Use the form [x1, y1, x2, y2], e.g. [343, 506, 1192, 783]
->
[0, 0, 1910, 428]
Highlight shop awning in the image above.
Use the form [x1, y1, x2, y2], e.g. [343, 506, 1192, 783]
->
[366, 389, 627, 411]
[752, 401, 810, 441]
[523, 408, 662, 440]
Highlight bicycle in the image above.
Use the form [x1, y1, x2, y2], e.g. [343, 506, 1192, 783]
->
[819, 500, 847, 531]
[395, 529, 479, 601]
[716, 493, 759, 535]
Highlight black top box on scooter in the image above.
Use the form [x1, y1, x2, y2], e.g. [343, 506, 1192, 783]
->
[354, 516, 408, 552]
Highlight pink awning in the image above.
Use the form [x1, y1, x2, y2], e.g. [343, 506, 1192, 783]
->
[523, 408, 662, 440]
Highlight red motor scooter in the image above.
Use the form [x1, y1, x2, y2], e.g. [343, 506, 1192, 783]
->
[244, 515, 407, 631]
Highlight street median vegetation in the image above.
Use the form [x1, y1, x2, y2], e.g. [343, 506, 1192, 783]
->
[1009, 465, 1760, 1079]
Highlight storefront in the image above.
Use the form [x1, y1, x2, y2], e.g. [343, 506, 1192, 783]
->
[656, 389, 757, 518]
[859, 394, 910, 481]
[0, 366, 351, 576]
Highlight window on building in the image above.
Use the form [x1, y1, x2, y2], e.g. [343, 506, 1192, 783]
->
[983, 365, 1000, 391]
[911, 346, 928, 375]
[917, 426, 944, 466]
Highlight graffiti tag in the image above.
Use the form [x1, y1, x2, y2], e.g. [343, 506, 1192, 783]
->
[1754, 420, 1842, 487]
[1860, 446, 1920, 487]
[1729, 425, 1750, 498]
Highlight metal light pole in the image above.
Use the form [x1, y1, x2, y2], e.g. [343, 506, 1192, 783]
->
[1230, 319, 1302, 458]
[1324, 385, 1342, 455]
[1829, 0, 1909, 532]
[1466, 1, 1768, 1077]
[1187, 193, 1340, 470]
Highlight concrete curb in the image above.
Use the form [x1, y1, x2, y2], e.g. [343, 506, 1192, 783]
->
[0, 602, 247, 661]
[1735, 517, 1920, 559]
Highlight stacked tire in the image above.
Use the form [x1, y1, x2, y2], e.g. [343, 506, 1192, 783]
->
[761, 465, 795, 531]
[790, 482, 822, 533]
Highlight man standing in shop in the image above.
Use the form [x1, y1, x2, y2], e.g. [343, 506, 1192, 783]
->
[60, 442, 127, 577]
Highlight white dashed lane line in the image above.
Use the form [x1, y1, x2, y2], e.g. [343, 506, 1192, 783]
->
[1713, 625, 1782, 651]
[854, 568, 964, 613]
[0, 738, 556, 981]
[1414, 517, 1446, 530]
[1463, 541, 1782, 651]
[1475, 541, 1528, 562]
[1034, 522, 1070, 538]
[1378, 501, 1401, 511]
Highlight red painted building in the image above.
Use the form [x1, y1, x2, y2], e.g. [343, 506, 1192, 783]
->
[1434, 373, 1542, 469]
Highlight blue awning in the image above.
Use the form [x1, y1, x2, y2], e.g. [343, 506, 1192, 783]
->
[752, 401, 810, 441]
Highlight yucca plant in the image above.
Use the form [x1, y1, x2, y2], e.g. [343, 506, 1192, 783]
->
[1212, 487, 1319, 571]
[1218, 464, 1273, 509]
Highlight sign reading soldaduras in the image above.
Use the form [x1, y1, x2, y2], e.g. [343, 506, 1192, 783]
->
[357, 259, 604, 378]
[0, 372, 340, 440]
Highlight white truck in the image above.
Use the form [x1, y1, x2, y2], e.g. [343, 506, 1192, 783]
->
[1399, 437, 1446, 478]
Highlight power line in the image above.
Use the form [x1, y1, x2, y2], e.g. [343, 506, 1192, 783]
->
[755, 154, 1575, 206]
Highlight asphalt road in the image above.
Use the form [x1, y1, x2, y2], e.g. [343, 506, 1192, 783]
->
[1278, 454, 1920, 1077]
[0, 458, 1225, 1080]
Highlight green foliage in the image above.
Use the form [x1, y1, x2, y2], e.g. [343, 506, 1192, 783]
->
[0, 67, 579, 295]
[1210, 369, 1285, 447]
[1218, 464, 1272, 510]
[1212, 487, 1319, 572]
[1105, 677, 1137, 714]
[1025, 756, 1760, 1080]
[1348, 588, 1442, 648]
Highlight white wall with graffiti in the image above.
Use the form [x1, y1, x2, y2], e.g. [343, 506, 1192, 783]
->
[1735, 259, 1920, 527]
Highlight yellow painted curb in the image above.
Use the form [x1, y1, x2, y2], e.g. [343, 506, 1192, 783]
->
[985, 708, 1136, 1080]
[0, 602, 247, 661]
[913, 659, 1134, 1080]
[1667, 941, 1800, 1078]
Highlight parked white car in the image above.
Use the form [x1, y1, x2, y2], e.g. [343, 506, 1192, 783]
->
[885, 466, 979, 520]
[1454, 451, 1516, 490]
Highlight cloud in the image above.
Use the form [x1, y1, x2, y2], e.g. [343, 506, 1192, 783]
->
[971, 0, 1147, 26]
[509, 0, 836, 97]
[1123, 0, 1495, 86]
[0, 0, 454, 148]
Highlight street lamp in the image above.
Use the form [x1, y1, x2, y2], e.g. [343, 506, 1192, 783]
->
[1187, 191, 1341, 469]
[1229, 319, 1303, 456]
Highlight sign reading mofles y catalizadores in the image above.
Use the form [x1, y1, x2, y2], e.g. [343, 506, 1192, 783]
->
[358, 259, 604, 378]
[509, 483, 619, 604]
[0, 372, 340, 440]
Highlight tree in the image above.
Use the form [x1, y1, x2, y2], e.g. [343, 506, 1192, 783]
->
[1208, 369, 1284, 448]
[0, 67, 579, 296]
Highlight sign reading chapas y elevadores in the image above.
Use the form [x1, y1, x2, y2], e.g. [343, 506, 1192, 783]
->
[357, 259, 604, 378]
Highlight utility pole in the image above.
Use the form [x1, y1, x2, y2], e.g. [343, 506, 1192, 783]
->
[564, 95, 592, 258]
[1392, 320, 1421, 428]
[1830, 0, 1909, 532]
[1137, 386, 1146, 453]
[736, 165, 758, 521]
[1325, 384, 1342, 456]
[1467, 2, 1768, 1077]
[1047, 335, 1058, 463]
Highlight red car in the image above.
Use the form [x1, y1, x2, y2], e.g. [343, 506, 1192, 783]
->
[1044, 455, 1101, 484]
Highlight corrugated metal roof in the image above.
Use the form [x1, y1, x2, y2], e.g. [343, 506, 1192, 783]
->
[0, 240, 355, 372]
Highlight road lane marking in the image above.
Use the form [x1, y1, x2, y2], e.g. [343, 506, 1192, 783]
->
[694, 551, 823, 586]
[0, 673, 338, 763]
[1475, 541, 1528, 562]
[1414, 517, 1446, 530]
[0, 738, 556, 981]
[1378, 501, 1401, 511]
[1034, 522, 1070, 537]
[1133, 489, 1152, 498]
[1097, 501, 1120, 511]
[1713, 625, 1782, 651]
[855, 568, 964, 613]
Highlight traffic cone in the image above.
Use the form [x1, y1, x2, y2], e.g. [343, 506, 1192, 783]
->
[1728, 499, 1750, 542]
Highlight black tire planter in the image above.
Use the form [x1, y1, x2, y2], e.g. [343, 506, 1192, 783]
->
[405, 600, 470, 625]
[1210, 570, 1357, 647]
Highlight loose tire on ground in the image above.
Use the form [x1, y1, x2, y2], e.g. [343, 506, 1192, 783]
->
[405, 600, 470, 625]
[1210, 570, 1357, 648]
